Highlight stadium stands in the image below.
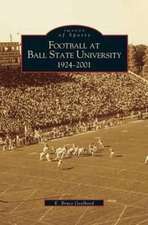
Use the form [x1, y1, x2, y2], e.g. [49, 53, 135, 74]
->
[0, 71, 148, 139]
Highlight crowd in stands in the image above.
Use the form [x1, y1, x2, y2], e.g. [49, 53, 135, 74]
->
[0, 71, 148, 148]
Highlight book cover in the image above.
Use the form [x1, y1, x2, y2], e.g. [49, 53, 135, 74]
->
[0, 1, 148, 225]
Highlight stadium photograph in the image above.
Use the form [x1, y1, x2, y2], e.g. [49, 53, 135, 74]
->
[1, 68, 148, 225]
[1, 0, 148, 224]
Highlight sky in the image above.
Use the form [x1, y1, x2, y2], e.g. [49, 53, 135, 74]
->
[0, 0, 148, 45]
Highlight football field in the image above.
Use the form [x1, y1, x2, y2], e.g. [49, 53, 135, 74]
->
[0, 120, 148, 225]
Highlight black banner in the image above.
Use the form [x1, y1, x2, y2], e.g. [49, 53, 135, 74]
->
[22, 25, 128, 72]
[44, 199, 104, 206]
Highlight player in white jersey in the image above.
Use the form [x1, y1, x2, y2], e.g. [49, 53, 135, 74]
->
[96, 137, 104, 150]
[88, 143, 97, 156]
[2, 139, 7, 151]
[57, 159, 63, 169]
[43, 144, 48, 154]
[40, 143, 51, 161]
[8, 138, 14, 151]
[144, 155, 148, 164]
[109, 148, 114, 158]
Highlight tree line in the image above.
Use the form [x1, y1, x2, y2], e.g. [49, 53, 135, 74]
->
[128, 44, 148, 75]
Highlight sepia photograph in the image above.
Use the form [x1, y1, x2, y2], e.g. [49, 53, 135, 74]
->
[0, 0, 148, 225]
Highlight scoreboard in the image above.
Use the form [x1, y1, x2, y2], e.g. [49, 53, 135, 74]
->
[0, 42, 20, 67]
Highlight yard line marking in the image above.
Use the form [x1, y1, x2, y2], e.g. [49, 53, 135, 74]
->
[0, 184, 16, 196]
[129, 197, 148, 208]
[2, 160, 147, 184]
[2, 170, 148, 198]
[74, 161, 148, 178]
[9, 189, 37, 214]
[9, 172, 148, 198]
[6, 212, 50, 225]
[37, 208, 53, 223]
[91, 207, 122, 225]
[135, 218, 148, 225]
[74, 207, 89, 225]
[121, 213, 148, 222]
[1, 172, 148, 213]
[2, 164, 147, 187]
[38, 193, 65, 222]
[113, 205, 127, 225]
[92, 213, 148, 225]
[10, 214, 50, 225]
[115, 200, 148, 210]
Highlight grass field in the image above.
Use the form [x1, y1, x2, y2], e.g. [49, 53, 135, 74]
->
[1, 120, 148, 225]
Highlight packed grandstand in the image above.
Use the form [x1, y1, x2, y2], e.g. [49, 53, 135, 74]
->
[1, 70, 148, 144]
